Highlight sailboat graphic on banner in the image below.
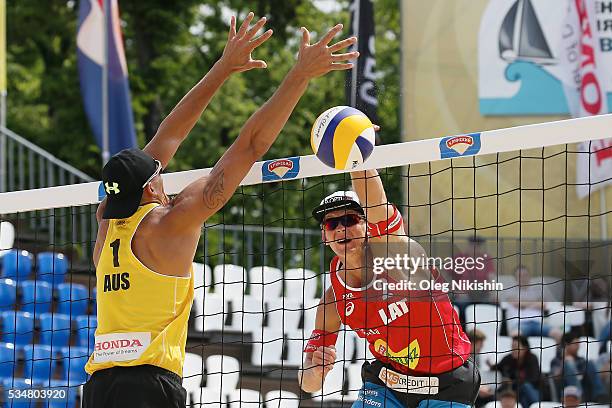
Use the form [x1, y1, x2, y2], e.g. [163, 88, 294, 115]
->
[499, 0, 556, 64]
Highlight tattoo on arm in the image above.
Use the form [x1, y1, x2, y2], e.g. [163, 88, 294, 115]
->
[202, 169, 226, 209]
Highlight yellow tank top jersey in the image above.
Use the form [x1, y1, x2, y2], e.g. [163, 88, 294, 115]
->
[85, 203, 194, 377]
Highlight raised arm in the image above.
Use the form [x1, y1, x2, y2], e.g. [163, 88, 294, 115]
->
[163, 24, 358, 232]
[143, 12, 273, 168]
[298, 288, 342, 393]
[351, 169, 407, 243]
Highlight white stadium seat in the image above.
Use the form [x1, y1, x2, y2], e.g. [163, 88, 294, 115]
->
[577, 336, 604, 362]
[302, 298, 320, 334]
[227, 389, 262, 408]
[545, 304, 585, 333]
[266, 298, 302, 334]
[194, 293, 229, 332]
[0, 221, 15, 257]
[528, 336, 557, 373]
[231, 295, 264, 334]
[193, 262, 212, 293]
[251, 328, 284, 366]
[265, 390, 299, 408]
[465, 304, 504, 353]
[484, 401, 522, 408]
[205, 355, 240, 395]
[284, 268, 318, 300]
[195, 388, 226, 408]
[183, 353, 204, 405]
[212, 264, 247, 300]
[346, 363, 363, 400]
[249, 266, 283, 299]
[528, 402, 561, 408]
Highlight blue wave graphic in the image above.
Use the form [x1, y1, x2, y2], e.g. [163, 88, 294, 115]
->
[480, 61, 569, 115]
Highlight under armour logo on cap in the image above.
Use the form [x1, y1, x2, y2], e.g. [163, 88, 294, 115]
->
[105, 182, 121, 195]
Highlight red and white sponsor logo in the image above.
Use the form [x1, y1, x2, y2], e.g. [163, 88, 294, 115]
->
[267, 159, 294, 177]
[93, 332, 150, 363]
[445, 136, 474, 154]
[95, 338, 144, 351]
[575, 0, 604, 116]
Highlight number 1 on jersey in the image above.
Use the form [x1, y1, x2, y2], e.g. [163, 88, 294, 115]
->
[110, 239, 120, 267]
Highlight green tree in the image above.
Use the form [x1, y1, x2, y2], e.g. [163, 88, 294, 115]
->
[7, 1, 402, 259]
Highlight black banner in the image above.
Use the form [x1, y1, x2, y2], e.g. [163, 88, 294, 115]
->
[346, 0, 379, 130]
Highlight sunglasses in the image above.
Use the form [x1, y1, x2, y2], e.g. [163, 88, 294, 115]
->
[142, 160, 163, 188]
[322, 214, 363, 231]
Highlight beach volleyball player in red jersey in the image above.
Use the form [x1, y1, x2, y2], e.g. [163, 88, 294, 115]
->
[298, 169, 480, 408]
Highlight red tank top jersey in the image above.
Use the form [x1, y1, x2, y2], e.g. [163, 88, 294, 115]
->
[329, 256, 471, 375]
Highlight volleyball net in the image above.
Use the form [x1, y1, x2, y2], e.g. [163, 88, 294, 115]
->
[0, 115, 611, 407]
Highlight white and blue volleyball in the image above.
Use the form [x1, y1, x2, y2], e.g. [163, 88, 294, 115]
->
[311, 106, 375, 170]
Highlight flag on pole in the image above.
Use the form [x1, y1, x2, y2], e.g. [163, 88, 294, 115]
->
[77, 0, 136, 157]
[0, 0, 6, 94]
[562, 0, 612, 199]
[346, 0, 379, 130]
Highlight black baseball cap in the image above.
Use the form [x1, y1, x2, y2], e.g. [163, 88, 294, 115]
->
[312, 191, 364, 223]
[101, 148, 162, 219]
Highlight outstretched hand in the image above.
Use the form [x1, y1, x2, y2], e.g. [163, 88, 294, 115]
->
[220, 12, 273, 74]
[293, 24, 359, 79]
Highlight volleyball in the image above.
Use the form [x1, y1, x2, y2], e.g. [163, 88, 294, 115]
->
[310, 106, 376, 170]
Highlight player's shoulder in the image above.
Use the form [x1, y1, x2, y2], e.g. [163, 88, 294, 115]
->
[137, 204, 173, 235]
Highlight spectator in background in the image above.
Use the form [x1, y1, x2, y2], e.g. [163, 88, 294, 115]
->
[550, 330, 607, 402]
[498, 389, 519, 408]
[562, 386, 582, 408]
[489, 336, 540, 408]
[502, 265, 562, 341]
[451, 236, 496, 306]
[468, 329, 495, 408]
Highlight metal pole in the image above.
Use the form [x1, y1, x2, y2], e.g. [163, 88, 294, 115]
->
[0, 104, 5, 192]
[102, 0, 110, 164]
[0, 0, 6, 192]
[601, 189, 608, 240]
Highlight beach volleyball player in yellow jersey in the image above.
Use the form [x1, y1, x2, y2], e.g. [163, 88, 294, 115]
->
[83, 12, 358, 408]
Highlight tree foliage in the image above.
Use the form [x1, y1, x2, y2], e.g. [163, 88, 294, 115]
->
[7, 0, 401, 230]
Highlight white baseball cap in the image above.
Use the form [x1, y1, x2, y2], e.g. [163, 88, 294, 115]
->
[312, 191, 364, 222]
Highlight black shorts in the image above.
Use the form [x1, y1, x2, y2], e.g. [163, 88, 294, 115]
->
[82, 365, 187, 408]
[361, 357, 481, 407]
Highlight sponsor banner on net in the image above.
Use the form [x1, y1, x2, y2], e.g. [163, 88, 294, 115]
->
[261, 157, 300, 182]
[93, 331, 151, 363]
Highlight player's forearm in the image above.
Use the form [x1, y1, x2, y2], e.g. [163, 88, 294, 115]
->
[239, 68, 310, 157]
[156, 61, 232, 143]
[351, 169, 391, 214]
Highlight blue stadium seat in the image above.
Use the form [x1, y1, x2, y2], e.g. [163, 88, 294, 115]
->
[59, 347, 89, 384]
[75, 315, 97, 352]
[39, 313, 72, 349]
[1, 311, 35, 348]
[20, 280, 53, 314]
[56, 283, 89, 316]
[0, 342, 16, 379]
[1, 377, 35, 408]
[92, 286, 97, 314]
[36, 252, 68, 286]
[1, 249, 32, 280]
[23, 344, 55, 382]
[0, 278, 17, 309]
